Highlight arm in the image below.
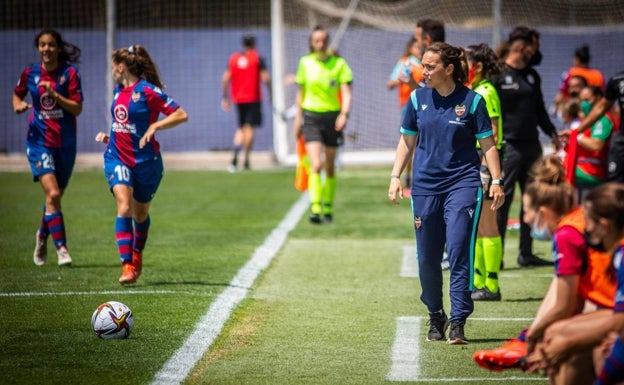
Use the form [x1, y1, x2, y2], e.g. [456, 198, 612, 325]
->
[261, 68, 272, 104]
[388, 133, 417, 204]
[12, 93, 31, 114]
[578, 135, 607, 152]
[293, 86, 304, 138]
[526, 275, 580, 353]
[221, 69, 231, 112]
[478, 136, 504, 210]
[38, 80, 82, 116]
[335, 82, 352, 132]
[576, 98, 615, 134]
[140, 107, 188, 148]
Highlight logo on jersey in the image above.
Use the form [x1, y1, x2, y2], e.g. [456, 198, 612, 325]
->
[414, 216, 422, 229]
[131, 92, 141, 103]
[58, 74, 66, 86]
[40, 93, 56, 110]
[455, 104, 466, 116]
[236, 56, 249, 69]
[468, 208, 474, 218]
[114, 105, 129, 123]
[421, 104, 428, 111]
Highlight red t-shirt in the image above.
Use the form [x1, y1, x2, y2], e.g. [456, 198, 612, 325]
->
[228, 49, 265, 104]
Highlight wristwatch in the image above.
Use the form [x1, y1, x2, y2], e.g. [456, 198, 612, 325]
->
[491, 179, 504, 187]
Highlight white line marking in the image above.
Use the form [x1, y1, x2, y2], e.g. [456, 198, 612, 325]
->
[149, 194, 309, 385]
[387, 316, 544, 382]
[406, 377, 547, 382]
[387, 316, 421, 381]
[0, 290, 177, 297]
[401, 245, 418, 277]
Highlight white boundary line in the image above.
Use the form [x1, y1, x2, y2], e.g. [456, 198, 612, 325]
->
[149, 193, 309, 385]
[387, 316, 422, 381]
[0, 290, 177, 297]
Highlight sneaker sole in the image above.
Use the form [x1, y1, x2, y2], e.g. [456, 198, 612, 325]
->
[447, 337, 468, 345]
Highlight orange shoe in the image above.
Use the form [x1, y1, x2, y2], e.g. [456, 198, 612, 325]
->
[132, 250, 142, 278]
[119, 262, 137, 285]
[473, 338, 527, 371]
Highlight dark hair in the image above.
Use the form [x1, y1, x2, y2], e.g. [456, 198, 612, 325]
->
[112, 44, 163, 89]
[404, 36, 418, 57]
[425, 42, 468, 85]
[417, 19, 445, 43]
[508, 26, 540, 45]
[575, 44, 591, 65]
[584, 85, 604, 98]
[585, 182, 624, 230]
[525, 155, 576, 217]
[569, 74, 588, 88]
[465, 43, 503, 77]
[242, 34, 255, 48]
[34, 29, 81, 64]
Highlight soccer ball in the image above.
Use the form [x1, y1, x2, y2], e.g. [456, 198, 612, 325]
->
[91, 301, 134, 339]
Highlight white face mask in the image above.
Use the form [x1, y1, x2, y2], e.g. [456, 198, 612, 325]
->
[530, 213, 552, 241]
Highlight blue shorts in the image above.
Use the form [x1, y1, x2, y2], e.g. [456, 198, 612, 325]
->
[103, 152, 164, 203]
[26, 143, 76, 189]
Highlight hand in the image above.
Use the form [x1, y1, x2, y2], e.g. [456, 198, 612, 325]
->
[139, 126, 157, 148]
[335, 113, 348, 132]
[14, 100, 32, 114]
[95, 132, 109, 144]
[221, 98, 230, 112]
[489, 184, 505, 210]
[38, 81, 57, 98]
[551, 134, 561, 152]
[388, 177, 403, 205]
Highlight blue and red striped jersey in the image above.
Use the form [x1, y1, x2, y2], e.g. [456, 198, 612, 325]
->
[14, 62, 83, 149]
[107, 80, 180, 167]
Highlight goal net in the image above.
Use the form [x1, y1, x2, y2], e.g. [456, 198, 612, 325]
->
[1, 0, 623, 166]
[277, 0, 624, 164]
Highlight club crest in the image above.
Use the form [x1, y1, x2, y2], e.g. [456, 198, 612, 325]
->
[454, 104, 466, 116]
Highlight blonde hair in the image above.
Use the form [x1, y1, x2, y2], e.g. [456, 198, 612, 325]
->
[524, 155, 576, 216]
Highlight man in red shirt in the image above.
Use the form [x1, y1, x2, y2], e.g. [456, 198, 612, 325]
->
[221, 35, 271, 171]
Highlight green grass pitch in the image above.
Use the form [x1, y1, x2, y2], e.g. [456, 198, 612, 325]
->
[0, 167, 552, 384]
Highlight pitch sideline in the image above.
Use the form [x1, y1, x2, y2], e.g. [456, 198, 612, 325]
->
[149, 193, 308, 385]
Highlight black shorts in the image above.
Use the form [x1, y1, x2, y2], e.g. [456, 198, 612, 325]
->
[236, 102, 262, 128]
[301, 110, 344, 147]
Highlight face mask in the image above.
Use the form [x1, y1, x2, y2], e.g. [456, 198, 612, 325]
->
[580, 100, 593, 116]
[529, 50, 543, 66]
[584, 230, 606, 252]
[530, 214, 552, 241]
[569, 91, 579, 98]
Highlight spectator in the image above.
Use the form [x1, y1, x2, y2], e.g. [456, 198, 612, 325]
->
[564, 70, 624, 184]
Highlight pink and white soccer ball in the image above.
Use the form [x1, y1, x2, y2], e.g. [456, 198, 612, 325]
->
[91, 301, 134, 339]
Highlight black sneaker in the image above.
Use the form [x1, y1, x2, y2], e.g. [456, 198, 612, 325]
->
[447, 320, 468, 345]
[471, 287, 501, 301]
[309, 213, 321, 224]
[517, 253, 553, 267]
[426, 311, 449, 341]
[323, 214, 333, 224]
